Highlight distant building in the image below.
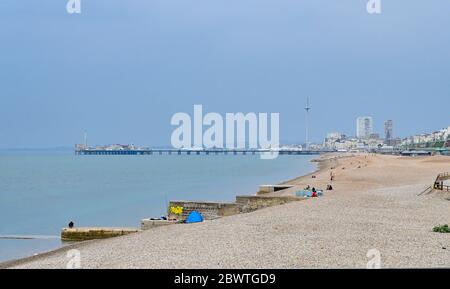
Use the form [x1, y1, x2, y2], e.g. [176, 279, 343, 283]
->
[323, 132, 345, 149]
[369, 133, 380, 140]
[356, 116, 373, 139]
[384, 120, 394, 145]
[326, 132, 344, 140]
[399, 125, 450, 148]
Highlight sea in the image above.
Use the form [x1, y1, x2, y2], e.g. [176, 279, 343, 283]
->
[0, 149, 316, 262]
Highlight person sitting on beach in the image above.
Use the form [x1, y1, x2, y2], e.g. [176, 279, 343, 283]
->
[305, 185, 311, 190]
[311, 187, 317, 197]
[68, 221, 74, 229]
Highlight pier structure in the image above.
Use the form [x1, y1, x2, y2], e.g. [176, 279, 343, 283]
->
[75, 148, 330, 156]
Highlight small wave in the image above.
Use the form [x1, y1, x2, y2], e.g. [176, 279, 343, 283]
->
[0, 235, 60, 240]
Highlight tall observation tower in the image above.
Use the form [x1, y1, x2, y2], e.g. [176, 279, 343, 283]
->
[304, 97, 311, 150]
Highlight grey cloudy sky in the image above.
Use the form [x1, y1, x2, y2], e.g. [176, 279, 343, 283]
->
[0, 0, 449, 148]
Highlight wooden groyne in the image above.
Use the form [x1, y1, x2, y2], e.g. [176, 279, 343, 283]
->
[257, 185, 294, 195]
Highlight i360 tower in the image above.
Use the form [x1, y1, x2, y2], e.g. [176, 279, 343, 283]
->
[304, 97, 311, 149]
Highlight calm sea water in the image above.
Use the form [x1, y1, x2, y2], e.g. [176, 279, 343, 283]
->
[0, 151, 315, 262]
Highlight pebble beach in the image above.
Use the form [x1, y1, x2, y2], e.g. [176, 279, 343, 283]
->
[3, 153, 450, 269]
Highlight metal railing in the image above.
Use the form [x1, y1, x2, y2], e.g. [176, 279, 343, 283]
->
[437, 172, 450, 181]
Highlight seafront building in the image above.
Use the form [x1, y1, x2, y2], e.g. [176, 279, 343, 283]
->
[384, 120, 394, 145]
[400, 126, 450, 148]
[322, 116, 382, 152]
[323, 116, 388, 152]
[356, 116, 374, 139]
[323, 132, 365, 152]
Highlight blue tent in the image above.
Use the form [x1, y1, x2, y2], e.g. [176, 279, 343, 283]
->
[185, 211, 204, 223]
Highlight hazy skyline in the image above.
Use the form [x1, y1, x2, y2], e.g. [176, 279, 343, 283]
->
[1, 0, 449, 148]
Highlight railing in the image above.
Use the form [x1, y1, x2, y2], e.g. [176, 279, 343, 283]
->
[437, 172, 449, 180]
[433, 172, 450, 191]
[435, 172, 449, 182]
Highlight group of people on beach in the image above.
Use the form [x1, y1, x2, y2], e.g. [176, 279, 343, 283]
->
[304, 185, 318, 197]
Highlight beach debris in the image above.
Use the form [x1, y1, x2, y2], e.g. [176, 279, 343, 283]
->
[149, 216, 168, 221]
[185, 211, 204, 223]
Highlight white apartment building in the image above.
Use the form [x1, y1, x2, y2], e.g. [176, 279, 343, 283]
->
[356, 116, 374, 139]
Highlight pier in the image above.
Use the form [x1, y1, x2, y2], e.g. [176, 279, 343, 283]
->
[75, 148, 330, 156]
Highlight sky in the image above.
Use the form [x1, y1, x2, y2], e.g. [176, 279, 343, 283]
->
[0, 0, 449, 148]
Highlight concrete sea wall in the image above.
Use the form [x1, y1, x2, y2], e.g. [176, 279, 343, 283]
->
[168, 193, 306, 221]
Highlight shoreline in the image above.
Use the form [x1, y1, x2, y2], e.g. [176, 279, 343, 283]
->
[3, 153, 450, 268]
[0, 154, 320, 268]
